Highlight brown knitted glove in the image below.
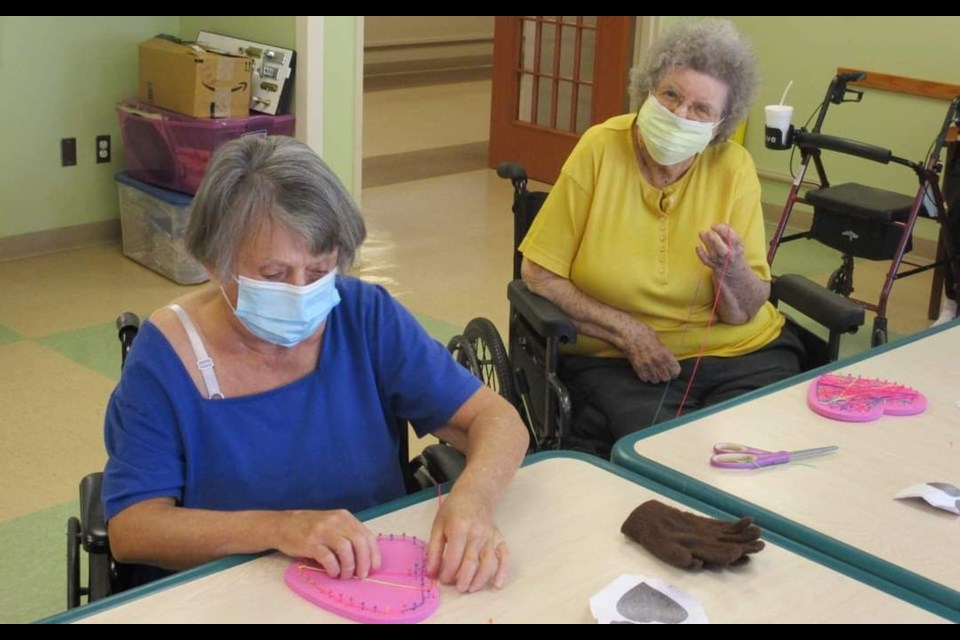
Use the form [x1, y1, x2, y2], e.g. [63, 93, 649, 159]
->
[621, 500, 765, 569]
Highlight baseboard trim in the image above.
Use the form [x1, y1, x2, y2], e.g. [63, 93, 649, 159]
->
[0, 220, 121, 262]
[363, 141, 489, 189]
[364, 66, 492, 92]
[364, 55, 492, 79]
[365, 35, 493, 50]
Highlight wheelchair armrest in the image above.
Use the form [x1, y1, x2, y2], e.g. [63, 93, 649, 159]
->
[419, 444, 466, 485]
[79, 472, 109, 554]
[507, 280, 578, 344]
[773, 274, 865, 334]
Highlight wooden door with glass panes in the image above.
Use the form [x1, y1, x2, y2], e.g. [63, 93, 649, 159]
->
[489, 16, 634, 184]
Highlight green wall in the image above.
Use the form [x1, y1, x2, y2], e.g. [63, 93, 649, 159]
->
[1, 15, 362, 244]
[0, 16, 179, 240]
[727, 16, 960, 228]
[9, 16, 955, 244]
[660, 16, 700, 31]
[179, 16, 295, 49]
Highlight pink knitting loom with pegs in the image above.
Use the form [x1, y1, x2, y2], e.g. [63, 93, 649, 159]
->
[284, 534, 439, 623]
[807, 373, 927, 422]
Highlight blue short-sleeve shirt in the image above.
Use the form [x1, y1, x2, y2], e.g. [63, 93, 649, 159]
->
[103, 276, 481, 520]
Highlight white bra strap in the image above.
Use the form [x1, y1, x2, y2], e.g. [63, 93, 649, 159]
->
[168, 304, 224, 400]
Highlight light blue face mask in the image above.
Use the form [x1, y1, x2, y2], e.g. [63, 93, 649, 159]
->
[224, 268, 341, 347]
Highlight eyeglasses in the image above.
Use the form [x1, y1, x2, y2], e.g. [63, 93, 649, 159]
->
[652, 86, 723, 124]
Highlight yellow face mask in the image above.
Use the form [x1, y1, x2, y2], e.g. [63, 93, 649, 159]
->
[636, 95, 718, 166]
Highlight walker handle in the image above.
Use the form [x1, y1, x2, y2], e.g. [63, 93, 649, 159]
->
[794, 131, 892, 164]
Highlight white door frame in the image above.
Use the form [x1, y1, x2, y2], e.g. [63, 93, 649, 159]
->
[294, 16, 365, 196]
[295, 16, 325, 155]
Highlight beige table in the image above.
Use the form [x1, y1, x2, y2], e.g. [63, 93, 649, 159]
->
[613, 322, 960, 618]
[46, 454, 949, 623]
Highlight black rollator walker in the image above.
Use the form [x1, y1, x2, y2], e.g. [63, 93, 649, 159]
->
[766, 71, 960, 346]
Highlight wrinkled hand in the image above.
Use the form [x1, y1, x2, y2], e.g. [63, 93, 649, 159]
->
[621, 320, 680, 384]
[277, 509, 381, 580]
[427, 492, 509, 592]
[621, 500, 764, 569]
[696, 223, 745, 276]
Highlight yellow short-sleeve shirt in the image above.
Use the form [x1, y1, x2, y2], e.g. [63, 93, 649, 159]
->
[519, 113, 784, 360]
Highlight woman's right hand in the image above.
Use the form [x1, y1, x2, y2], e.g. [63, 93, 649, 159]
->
[277, 509, 382, 580]
[620, 320, 681, 383]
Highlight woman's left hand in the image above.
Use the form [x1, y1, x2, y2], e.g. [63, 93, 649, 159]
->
[696, 223, 745, 275]
[426, 491, 510, 593]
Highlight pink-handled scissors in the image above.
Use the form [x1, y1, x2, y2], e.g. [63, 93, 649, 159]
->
[711, 442, 839, 469]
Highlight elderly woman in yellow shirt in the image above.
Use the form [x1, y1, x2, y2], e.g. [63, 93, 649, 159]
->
[519, 19, 803, 457]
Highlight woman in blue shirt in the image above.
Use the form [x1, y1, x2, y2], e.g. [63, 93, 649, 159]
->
[103, 136, 528, 593]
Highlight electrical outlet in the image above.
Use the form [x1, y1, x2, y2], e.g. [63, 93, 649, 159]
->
[61, 138, 77, 167]
[96, 135, 111, 164]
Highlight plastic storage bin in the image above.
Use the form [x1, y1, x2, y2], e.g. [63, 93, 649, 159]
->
[116, 172, 208, 285]
[117, 100, 296, 194]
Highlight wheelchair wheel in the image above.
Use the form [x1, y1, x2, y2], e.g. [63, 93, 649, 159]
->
[462, 318, 519, 408]
[827, 267, 853, 296]
[447, 333, 481, 378]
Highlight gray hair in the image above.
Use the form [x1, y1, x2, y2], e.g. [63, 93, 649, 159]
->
[628, 19, 759, 143]
[185, 136, 366, 280]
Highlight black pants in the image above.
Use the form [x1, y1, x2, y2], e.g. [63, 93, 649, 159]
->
[559, 326, 805, 458]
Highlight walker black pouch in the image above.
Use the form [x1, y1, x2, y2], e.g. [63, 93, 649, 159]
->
[806, 183, 914, 260]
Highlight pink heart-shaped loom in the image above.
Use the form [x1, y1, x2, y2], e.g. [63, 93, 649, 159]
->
[284, 534, 439, 624]
[807, 373, 927, 422]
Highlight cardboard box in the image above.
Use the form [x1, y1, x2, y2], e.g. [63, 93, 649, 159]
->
[138, 37, 253, 119]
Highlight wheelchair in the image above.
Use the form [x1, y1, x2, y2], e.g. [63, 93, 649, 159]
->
[766, 71, 960, 346]
[446, 161, 866, 454]
[67, 313, 468, 609]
